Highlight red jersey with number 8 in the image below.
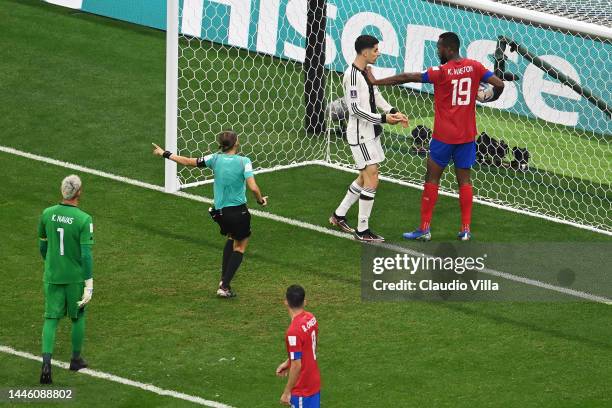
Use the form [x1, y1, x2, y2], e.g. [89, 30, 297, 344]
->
[285, 311, 320, 397]
[425, 58, 493, 144]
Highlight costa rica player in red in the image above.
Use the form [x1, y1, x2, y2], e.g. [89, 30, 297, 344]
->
[276, 285, 320, 407]
[368, 32, 505, 241]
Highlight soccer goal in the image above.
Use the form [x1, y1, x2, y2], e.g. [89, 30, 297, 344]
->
[164, 0, 611, 235]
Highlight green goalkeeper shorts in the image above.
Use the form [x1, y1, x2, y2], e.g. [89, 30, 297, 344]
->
[44, 282, 85, 319]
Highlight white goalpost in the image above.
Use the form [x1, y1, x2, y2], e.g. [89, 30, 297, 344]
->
[164, 0, 612, 235]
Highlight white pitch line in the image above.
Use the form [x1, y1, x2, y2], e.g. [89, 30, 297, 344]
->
[1, 144, 611, 306]
[0, 345, 235, 408]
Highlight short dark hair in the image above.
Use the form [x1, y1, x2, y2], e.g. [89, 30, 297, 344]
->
[355, 35, 379, 54]
[439, 32, 460, 52]
[286, 285, 305, 308]
[218, 130, 238, 152]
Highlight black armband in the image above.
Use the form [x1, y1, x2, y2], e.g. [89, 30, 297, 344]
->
[389, 108, 399, 114]
[162, 151, 172, 159]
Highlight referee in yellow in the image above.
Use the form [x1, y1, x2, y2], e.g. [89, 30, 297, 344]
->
[153, 131, 267, 298]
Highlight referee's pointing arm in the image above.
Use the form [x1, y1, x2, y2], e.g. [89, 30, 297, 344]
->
[152, 142, 268, 206]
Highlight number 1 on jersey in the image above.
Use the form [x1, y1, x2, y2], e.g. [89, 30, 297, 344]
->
[57, 227, 64, 256]
[311, 331, 317, 360]
[451, 78, 471, 106]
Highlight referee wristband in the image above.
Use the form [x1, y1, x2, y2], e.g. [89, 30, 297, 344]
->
[162, 151, 172, 159]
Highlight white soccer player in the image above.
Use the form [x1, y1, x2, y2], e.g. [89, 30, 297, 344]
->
[329, 35, 408, 242]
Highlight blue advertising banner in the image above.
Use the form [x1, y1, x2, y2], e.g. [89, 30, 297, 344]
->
[47, 0, 611, 134]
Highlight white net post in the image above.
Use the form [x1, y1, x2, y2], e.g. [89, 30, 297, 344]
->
[168, 0, 611, 234]
[165, 0, 179, 193]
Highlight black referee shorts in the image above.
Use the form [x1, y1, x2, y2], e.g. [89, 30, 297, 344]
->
[217, 204, 251, 241]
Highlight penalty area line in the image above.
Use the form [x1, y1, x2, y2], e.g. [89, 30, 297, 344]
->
[1, 145, 610, 305]
[0, 345, 235, 408]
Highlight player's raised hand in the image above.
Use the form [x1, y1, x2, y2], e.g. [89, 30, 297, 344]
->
[151, 143, 165, 157]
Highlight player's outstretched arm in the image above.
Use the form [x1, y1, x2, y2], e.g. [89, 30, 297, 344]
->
[246, 177, 268, 206]
[151, 143, 198, 167]
[366, 67, 423, 86]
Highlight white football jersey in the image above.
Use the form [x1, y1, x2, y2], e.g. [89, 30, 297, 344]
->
[343, 64, 394, 145]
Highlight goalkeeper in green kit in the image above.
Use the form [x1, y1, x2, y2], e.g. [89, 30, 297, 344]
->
[37, 175, 94, 384]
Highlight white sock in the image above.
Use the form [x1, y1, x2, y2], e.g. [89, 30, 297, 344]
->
[357, 187, 376, 232]
[335, 181, 362, 217]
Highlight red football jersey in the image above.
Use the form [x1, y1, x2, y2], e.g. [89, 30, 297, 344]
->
[285, 311, 320, 397]
[426, 58, 493, 144]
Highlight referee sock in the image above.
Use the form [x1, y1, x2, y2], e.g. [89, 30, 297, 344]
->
[71, 315, 85, 359]
[222, 251, 243, 289]
[221, 239, 233, 280]
[419, 182, 439, 231]
[42, 318, 58, 355]
[357, 187, 376, 232]
[459, 184, 473, 232]
[335, 181, 362, 217]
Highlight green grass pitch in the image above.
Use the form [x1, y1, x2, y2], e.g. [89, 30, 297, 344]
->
[1, 1, 611, 407]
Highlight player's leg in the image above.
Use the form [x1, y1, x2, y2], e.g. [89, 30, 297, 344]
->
[218, 206, 251, 297]
[403, 139, 448, 241]
[331, 157, 366, 233]
[218, 237, 248, 297]
[40, 283, 65, 384]
[66, 282, 88, 370]
[69, 313, 88, 370]
[355, 163, 379, 236]
[354, 139, 385, 242]
[41, 317, 58, 384]
[220, 238, 233, 284]
[453, 141, 477, 240]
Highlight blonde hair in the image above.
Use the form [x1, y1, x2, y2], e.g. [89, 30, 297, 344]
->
[61, 175, 82, 200]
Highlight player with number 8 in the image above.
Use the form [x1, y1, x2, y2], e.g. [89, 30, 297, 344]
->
[276, 285, 320, 407]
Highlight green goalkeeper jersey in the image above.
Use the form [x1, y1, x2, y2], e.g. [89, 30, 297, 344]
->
[38, 204, 94, 284]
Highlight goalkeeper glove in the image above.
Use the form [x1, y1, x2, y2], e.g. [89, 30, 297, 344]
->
[77, 278, 93, 308]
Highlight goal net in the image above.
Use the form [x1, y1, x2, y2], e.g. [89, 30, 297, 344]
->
[167, 0, 612, 234]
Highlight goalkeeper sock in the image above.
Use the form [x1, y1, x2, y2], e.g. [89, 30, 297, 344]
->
[357, 187, 376, 232]
[419, 182, 439, 231]
[71, 315, 85, 358]
[222, 251, 243, 289]
[335, 181, 362, 217]
[459, 184, 473, 231]
[42, 318, 58, 355]
[221, 239, 233, 279]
